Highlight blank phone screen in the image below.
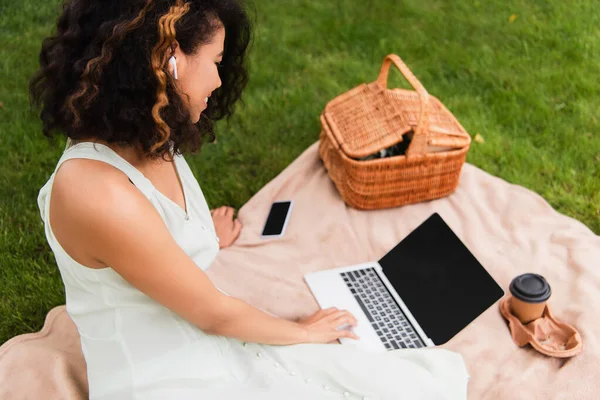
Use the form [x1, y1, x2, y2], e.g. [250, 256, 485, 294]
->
[262, 202, 292, 236]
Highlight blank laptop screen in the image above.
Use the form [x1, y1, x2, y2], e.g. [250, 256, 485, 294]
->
[378, 213, 504, 345]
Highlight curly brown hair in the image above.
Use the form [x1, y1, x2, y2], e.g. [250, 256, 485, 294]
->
[29, 0, 252, 159]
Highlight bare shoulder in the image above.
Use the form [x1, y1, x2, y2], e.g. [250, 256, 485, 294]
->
[52, 158, 139, 206]
[50, 158, 154, 269]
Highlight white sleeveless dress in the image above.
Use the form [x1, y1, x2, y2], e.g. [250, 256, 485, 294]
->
[37, 142, 469, 400]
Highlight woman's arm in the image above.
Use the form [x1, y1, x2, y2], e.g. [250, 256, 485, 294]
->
[206, 296, 357, 345]
[51, 160, 357, 345]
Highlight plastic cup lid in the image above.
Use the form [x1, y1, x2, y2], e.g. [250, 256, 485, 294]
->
[509, 273, 552, 303]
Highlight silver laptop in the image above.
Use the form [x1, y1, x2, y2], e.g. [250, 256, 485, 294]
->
[304, 213, 504, 352]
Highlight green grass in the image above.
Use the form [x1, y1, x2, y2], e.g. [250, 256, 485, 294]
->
[1, 0, 599, 344]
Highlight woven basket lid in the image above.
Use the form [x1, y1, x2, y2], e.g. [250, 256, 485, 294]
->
[322, 54, 472, 159]
[323, 82, 412, 159]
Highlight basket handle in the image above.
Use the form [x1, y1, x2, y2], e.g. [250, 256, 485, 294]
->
[376, 54, 430, 156]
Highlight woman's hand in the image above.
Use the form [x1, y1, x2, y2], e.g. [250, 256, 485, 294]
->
[297, 307, 360, 344]
[210, 206, 242, 249]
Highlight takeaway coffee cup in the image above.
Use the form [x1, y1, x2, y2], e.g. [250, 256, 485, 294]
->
[509, 273, 552, 324]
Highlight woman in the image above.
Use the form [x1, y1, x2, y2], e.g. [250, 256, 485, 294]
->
[30, 0, 469, 398]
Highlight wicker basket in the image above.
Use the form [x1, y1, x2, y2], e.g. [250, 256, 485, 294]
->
[319, 54, 471, 210]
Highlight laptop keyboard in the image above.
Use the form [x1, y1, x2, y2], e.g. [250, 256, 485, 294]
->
[340, 268, 425, 350]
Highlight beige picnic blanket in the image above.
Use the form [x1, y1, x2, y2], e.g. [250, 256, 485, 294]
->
[1, 142, 599, 399]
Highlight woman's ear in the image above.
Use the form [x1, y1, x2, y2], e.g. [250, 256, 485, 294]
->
[167, 44, 185, 80]
[167, 42, 183, 79]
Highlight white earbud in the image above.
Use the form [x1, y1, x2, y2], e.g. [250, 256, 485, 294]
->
[168, 56, 178, 80]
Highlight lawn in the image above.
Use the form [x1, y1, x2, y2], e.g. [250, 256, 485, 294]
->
[1, 0, 598, 343]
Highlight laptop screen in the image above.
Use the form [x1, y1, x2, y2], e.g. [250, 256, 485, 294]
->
[378, 213, 504, 345]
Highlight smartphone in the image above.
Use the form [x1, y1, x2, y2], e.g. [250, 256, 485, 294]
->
[261, 200, 293, 238]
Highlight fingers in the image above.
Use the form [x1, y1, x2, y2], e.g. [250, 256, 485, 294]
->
[325, 309, 356, 324]
[233, 219, 242, 237]
[330, 315, 358, 330]
[214, 207, 226, 216]
[212, 206, 236, 219]
[314, 308, 357, 328]
[302, 308, 361, 343]
[331, 311, 358, 327]
[337, 329, 360, 341]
